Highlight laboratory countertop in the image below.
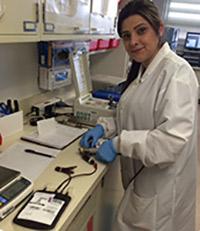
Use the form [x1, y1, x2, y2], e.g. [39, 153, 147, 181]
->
[0, 128, 108, 230]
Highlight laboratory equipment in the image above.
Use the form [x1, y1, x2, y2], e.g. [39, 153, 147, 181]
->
[182, 32, 200, 67]
[38, 41, 73, 90]
[164, 26, 179, 52]
[0, 166, 33, 220]
[92, 86, 122, 102]
[31, 97, 61, 117]
[39, 67, 72, 91]
[69, 50, 116, 126]
[184, 32, 200, 50]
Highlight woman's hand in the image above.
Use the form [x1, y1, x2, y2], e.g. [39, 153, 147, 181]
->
[96, 140, 117, 163]
[80, 124, 104, 148]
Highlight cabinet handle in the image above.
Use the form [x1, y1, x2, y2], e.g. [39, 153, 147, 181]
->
[35, 2, 39, 23]
[42, 2, 46, 23]
[42, 2, 55, 32]
[90, 28, 103, 34]
[42, 1, 55, 32]
[73, 27, 89, 34]
[23, 2, 39, 32]
[91, 12, 104, 17]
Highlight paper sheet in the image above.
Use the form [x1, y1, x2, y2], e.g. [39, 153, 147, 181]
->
[37, 117, 57, 136]
[21, 118, 87, 149]
[0, 142, 60, 181]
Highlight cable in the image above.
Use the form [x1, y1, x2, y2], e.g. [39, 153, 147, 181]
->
[129, 165, 145, 183]
[55, 163, 97, 194]
[60, 173, 72, 194]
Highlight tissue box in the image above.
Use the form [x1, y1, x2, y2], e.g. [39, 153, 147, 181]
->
[0, 111, 23, 138]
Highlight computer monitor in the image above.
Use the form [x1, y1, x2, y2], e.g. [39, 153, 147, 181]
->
[184, 32, 200, 50]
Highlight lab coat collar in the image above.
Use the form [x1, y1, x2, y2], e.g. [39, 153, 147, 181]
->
[139, 42, 171, 82]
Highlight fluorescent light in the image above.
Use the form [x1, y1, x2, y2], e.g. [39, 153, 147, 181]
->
[168, 12, 200, 21]
[170, 3, 200, 12]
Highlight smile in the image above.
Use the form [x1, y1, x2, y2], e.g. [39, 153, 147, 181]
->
[132, 46, 144, 53]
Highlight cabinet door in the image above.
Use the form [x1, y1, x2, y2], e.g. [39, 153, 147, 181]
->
[67, 184, 102, 231]
[90, 0, 118, 35]
[90, 0, 106, 34]
[103, 0, 118, 34]
[42, 0, 90, 35]
[0, 0, 39, 42]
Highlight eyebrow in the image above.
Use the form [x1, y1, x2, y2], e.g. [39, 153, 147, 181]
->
[121, 23, 147, 34]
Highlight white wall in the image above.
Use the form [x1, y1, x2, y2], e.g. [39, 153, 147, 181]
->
[0, 42, 76, 114]
[90, 42, 128, 80]
[0, 43, 39, 101]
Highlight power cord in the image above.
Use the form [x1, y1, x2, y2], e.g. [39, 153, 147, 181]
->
[54, 163, 97, 194]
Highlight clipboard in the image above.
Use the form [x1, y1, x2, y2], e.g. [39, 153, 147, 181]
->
[21, 123, 87, 150]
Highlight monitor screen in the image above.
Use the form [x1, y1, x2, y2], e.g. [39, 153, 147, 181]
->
[185, 32, 200, 50]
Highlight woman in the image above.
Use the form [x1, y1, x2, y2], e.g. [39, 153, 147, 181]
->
[80, 0, 199, 230]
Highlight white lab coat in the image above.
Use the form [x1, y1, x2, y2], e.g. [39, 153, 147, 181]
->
[99, 43, 199, 231]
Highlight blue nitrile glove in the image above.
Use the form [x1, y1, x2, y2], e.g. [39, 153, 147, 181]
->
[80, 124, 104, 148]
[96, 140, 117, 164]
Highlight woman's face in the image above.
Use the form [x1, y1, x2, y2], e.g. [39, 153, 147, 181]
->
[121, 14, 163, 67]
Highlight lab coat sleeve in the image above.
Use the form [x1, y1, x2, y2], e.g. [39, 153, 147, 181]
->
[119, 65, 198, 167]
[97, 116, 117, 138]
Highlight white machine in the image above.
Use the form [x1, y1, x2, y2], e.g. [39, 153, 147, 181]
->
[69, 50, 116, 126]
[39, 66, 71, 91]
[0, 166, 33, 220]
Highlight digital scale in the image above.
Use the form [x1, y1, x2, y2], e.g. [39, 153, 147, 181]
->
[69, 50, 116, 126]
[0, 166, 33, 220]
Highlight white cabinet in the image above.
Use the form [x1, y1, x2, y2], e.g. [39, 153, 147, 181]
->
[41, 0, 91, 37]
[0, 0, 118, 43]
[0, 0, 40, 42]
[90, 0, 105, 34]
[90, 0, 118, 35]
[103, 0, 119, 34]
